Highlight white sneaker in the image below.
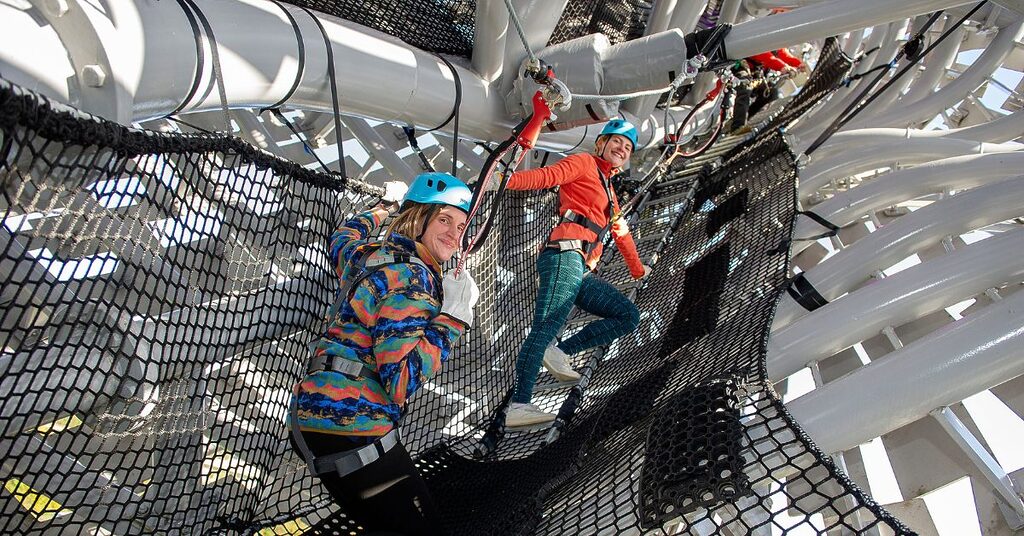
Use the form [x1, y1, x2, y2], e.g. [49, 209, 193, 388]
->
[542, 345, 581, 382]
[505, 402, 556, 428]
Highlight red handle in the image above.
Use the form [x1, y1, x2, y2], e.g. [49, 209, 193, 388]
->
[516, 90, 552, 150]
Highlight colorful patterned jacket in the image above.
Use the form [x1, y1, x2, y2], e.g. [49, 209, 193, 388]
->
[293, 207, 465, 437]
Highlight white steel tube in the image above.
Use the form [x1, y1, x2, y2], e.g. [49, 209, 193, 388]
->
[790, 23, 889, 136]
[796, 109, 1024, 159]
[843, 17, 1024, 130]
[668, 0, 711, 32]
[723, 0, 977, 59]
[786, 286, 1024, 456]
[798, 138, 1023, 198]
[774, 176, 1024, 328]
[472, 0, 511, 83]
[768, 228, 1024, 381]
[791, 151, 1024, 256]
[623, 0, 709, 119]
[645, 0, 681, 36]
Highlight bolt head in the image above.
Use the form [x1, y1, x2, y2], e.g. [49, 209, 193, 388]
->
[81, 64, 107, 87]
[43, 0, 70, 17]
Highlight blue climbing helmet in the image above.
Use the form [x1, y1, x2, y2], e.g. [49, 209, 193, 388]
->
[402, 172, 473, 214]
[598, 119, 638, 151]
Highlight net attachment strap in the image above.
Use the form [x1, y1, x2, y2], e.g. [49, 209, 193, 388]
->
[787, 272, 829, 312]
[767, 210, 840, 255]
[170, 0, 231, 131]
[263, 0, 306, 111]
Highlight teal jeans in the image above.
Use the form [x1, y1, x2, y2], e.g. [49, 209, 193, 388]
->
[512, 249, 640, 404]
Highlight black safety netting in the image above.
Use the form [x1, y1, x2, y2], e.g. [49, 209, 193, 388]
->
[278, 0, 476, 57]
[0, 35, 912, 536]
[756, 36, 854, 136]
[548, 0, 655, 47]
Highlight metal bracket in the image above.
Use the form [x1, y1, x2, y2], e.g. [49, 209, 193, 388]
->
[931, 406, 1024, 529]
[30, 0, 131, 122]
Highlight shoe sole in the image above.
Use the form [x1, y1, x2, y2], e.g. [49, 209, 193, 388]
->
[542, 358, 581, 383]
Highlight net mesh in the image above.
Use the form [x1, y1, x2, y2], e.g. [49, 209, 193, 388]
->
[277, 0, 477, 57]
[1, 38, 910, 536]
[548, 0, 655, 46]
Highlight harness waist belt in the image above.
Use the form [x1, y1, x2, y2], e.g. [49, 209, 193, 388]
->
[308, 354, 381, 383]
[560, 208, 605, 236]
[311, 428, 402, 477]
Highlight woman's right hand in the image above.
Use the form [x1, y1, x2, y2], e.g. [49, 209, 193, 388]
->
[440, 269, 480, 328]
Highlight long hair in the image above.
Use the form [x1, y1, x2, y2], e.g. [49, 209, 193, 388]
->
[385, 201, 439, 241]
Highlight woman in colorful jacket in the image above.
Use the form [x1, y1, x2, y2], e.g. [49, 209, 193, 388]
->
[497, 119, 650, 427]
[290, 172, 480, 535]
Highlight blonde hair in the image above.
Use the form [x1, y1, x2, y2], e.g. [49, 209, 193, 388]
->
[385, 202, 439, 241]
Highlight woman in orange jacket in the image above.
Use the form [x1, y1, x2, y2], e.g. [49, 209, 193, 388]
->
[493, 119, 650, 427]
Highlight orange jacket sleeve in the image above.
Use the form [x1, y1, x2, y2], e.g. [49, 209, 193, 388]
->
[610, 197, 646, 279]
[506, 154, 589, 190]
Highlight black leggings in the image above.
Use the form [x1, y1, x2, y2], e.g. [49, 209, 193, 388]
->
[295, 431, 444, 535]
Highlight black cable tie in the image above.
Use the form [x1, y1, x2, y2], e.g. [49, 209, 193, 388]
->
[298, 6, 347, 178]
[262, 0, 306, 112]
[787, 272, 830, 311]
[427, 53, 463, 176]
[403, 125, 435, 173]
[170, 0, 205, 117]
[179, 0, 231, 132]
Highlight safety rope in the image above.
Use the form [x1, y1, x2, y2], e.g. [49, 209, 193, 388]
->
[802, 5, 982, 157]
[503, 0, 539, 67]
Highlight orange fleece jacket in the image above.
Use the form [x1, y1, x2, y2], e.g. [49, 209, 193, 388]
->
[507, 153, 646, 279]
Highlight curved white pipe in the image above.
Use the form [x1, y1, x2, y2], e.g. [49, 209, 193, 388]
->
[775, 176, 1024, 327]
[795, 109, 1024, 158]
[792, 151, 1024, 256]
[472, 0, 510, 83]
[843, 17, 1024, 131]
[723, 0, 975, 60]
[841, 28, 865, 56]
[787, 286, 1024, 456]
[769, 228, 1024, 381]
[798, 138, 1023, 198]
[1, 0, 983, 137]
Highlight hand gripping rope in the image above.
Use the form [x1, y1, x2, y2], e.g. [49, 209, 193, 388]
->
[453, 66, 568, 277]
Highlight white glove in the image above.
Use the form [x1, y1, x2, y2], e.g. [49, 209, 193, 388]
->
[642, 264, 652, 278]
[440, 269, 480, 328]
[382, 180, 409, 204]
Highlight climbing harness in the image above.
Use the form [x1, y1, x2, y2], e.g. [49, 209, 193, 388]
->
[290, 394, 402, 479]
[546, 164, 618, 257]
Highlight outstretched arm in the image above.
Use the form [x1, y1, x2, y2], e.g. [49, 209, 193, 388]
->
[328, 205, 393, 275]
[506, 153, 591, 191]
